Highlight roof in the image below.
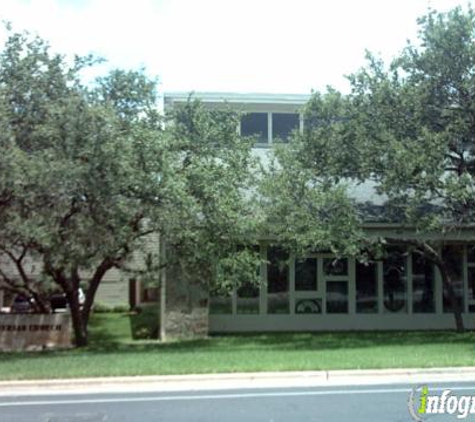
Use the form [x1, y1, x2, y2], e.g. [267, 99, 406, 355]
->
[164, 92, 311, 106]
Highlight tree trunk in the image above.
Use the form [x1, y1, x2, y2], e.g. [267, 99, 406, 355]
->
[68, 289, 88, 347]
[30, 291, 49, 314]
[437, 262, 465, 333]
[82, 259, 113, 328]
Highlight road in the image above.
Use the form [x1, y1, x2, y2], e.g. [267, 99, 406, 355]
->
[1, 382, 475, 421]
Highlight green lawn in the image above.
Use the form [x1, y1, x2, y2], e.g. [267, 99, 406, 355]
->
[0, 312, 475, 381]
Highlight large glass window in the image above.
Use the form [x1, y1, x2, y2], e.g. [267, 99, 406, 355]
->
[323, 258, 348, 276]
[236, 281, 259, 314]
[467, 245, 475, 263]
[209, 291, 232, 315]
[267, 247, 289, 314]
[236, 245, 260, 314]
[356, 261, 378, 313]
[295, 258, 317, 291]
[412, 254, 435, 313]
[468, 267, 475, 302]
[326, 281, 348, 313]
[443, 245, 464, 313]
[468, 245, 475, 313]
[240, 113, 268, 143]
[272, 113, 299, 142]
[383, 249, 407, 313]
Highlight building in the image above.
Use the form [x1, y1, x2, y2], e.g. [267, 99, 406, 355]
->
[160, 92, 475, 335]
[1, 92, 473, 336]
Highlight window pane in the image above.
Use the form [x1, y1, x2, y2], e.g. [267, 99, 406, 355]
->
[443, 245, 464, 313]
[209, 294, 232, 314]
[412, 254, 435, 313]
[468, 245, 475, 263]
[267, 247, 289, 314]
[468, 267, 475, 300]
[326, 281, 348, 313]
[241, 113, 268, 143]
[237, 281, 259, 314]
[235, 244, 260, 314]
[272, 113, 299, 142]
[323, 258, 348, 276]
[295, 298, 322, 314]
[295, 258, 317, 291]
[356, 261, 378, 313]
[383, 249, 407, 313]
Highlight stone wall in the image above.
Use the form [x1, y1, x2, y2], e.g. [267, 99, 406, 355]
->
[0, 313, 72, 351]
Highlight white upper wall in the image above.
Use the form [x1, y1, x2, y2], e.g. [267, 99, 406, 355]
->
[164, 91, 387, 208]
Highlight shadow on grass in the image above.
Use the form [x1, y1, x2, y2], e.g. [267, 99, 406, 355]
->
[82, 330, 475, 358]
[1, 312, 475, 361]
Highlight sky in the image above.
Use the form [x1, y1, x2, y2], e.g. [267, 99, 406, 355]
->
[0, 0, 472, 95]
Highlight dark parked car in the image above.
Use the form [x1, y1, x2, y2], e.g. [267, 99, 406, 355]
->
[50, 289, 85, 313]
[50, 293, 68, 313]
[10, 294, 35, 313]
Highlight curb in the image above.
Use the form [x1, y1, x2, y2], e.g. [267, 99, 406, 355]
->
[0, 367, 474, 396]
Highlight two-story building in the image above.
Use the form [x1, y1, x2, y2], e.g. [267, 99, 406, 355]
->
[155, 92, 475, 336]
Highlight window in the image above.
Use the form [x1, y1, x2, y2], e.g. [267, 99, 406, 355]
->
[209, 288, 232, 314]
[235, 244, 260, 314]
[326, 281, 348, 313]
[240, 113, 268, 143]
[356, 261, 378, 313]
[240, 112, 300, 145]
[272, 113, 300, 142]
[267, 247, 289, 314]
[412, 254, 435, 313]
[468, 245, 475, 263]
[468, 266, 475, 296]
[295, 258, 317, 291]
[443, 245, 464, 313]
[237, 281, 259, 314]
[323, 258, 348, 276]
[467, 245, 475, 313]
[383, 249, 407, 313]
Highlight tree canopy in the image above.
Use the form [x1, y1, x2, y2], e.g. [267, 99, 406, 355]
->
[0, 28, 259, 346]
[264, 6, 475, 331]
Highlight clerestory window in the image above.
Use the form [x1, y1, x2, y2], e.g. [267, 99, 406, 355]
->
[240, 112, 301, 146]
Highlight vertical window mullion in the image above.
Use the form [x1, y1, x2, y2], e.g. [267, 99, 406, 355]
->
[377, 261, 384, 314]
[260, 244, 267, 315]
[407, 253, 413, 314]
[289, 254, 295, 315]
[464, 245, 468, 313]
[348, 258, 356, 315]
[268, 112, 272, 145]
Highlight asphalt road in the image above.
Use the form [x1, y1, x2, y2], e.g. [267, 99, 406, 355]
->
[1, 382, 475, 422]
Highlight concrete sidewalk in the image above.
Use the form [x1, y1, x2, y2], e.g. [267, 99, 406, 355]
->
[0, 367, 475, 396]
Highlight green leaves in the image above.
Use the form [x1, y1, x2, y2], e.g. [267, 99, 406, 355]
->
[261, 5, 475, 264]
[0, 27, 259, 325]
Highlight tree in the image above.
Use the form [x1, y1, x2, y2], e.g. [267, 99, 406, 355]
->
[263, 6, 475, 332]
[0, 28, 258, 346]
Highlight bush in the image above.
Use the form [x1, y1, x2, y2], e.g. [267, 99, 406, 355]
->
[130, 305, 159, 340]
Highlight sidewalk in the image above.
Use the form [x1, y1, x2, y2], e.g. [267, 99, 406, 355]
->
[1, 367, 474, 396]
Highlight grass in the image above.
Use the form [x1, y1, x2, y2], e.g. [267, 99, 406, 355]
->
[0, 312, 475, 380]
